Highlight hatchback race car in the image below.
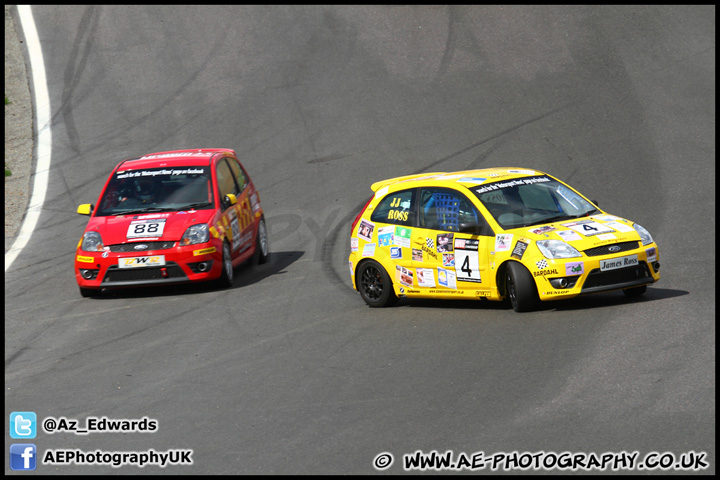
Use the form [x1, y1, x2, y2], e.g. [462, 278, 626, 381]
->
[74, 148, 268, 297]
[348, 168, 660, 312]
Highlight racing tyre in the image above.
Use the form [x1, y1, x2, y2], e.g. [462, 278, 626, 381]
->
[623, 285, 647, 297]
[79, 287, 100, 298]
[356, 260, 398, 308]
[253, 217, 269, 265]
[216, 242, 234, 289]
[505, 262, 539, 312]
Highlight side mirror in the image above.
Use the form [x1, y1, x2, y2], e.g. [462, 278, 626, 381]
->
[77, 204, 93, 216]
[224, 194, 238, 206]
[592, 199, 599, 206]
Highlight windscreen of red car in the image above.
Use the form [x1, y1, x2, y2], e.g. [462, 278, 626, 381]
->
[95, 167, 214, 216]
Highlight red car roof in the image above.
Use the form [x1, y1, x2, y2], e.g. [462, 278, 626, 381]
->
[117, 148, 236, 170]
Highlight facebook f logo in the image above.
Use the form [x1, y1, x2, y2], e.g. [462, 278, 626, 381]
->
[10, 444, 37, 470]
[10, 411, 36, 438]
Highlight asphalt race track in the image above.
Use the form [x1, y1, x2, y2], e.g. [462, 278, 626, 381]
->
[5, 5, 715, 475]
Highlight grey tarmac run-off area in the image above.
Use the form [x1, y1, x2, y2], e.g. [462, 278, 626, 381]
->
[5, 5, 33, 244]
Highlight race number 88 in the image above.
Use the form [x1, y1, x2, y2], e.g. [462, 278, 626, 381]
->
[127, 220, 165, 238]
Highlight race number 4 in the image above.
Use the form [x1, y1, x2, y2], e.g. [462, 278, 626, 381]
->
[455, 249, 481, 283]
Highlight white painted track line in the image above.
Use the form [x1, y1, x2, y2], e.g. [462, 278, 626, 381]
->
[5, 5, 52, 272]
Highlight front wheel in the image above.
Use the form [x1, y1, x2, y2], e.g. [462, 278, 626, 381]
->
[356, 260, 398, 308]
[253, 217, 269, 265]
[216, 242, 234, 288]
[505, 262, 539, 312]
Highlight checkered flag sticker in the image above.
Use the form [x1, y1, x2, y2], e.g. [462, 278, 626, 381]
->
[536, 259, 548, 269]
[426, 238, 435, 249]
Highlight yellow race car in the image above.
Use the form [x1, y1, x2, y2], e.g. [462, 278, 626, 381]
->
[348, 168, 660, 312]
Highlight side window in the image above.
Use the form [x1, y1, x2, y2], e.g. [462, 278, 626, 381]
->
[227, 157, 248, 192]
[370, 189, 416, 226]
[420, 187, 492, 235]
[216, 160, 239, 208]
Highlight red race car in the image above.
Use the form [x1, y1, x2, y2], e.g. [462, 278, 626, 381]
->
[74, 148, 268, 297]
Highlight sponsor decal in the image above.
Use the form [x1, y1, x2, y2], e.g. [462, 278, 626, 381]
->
[414, 240, 438, 260]
[378, 226, 395, 246]
[395, 265, 414, 287]
[349, 261, 353, 278]
[425, 237, 435, 250]
[534, 268, 559, 277]
[412, 248, 423, 261]
[557, 230, 582, 241]
[437, 233, 454, 253]
[605, 221, 634, 233]
[250, 192, 260, 213]
[495, 234, 513, 252]
[529, 225, 556, 235]
[646, 247, 657, 262]
[357, 219, 375, 241]
[511, 240, 528, 260]
[437, 268, 457, 289]
[565, 261, 584, 275]
[394, 226, 412, 247]
[536, 259, 548, 269]
[442, 253, 455, 267]
[362, 243, 376, 257]
[416, 268, 436, 287]
[458, 177, 486, 184]
[475, 175, 550, 194]
[596, 233, 616, 241]
[193, 247, 217, 256]
[76, 255, 94, 263]
[118, 255, 165, 268]
[600, 254, 638, 271]
[350, 237, 359, 252]
[390, 246, 402, 259]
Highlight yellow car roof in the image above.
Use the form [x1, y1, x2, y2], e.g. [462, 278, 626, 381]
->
[370, 168, 546, 192]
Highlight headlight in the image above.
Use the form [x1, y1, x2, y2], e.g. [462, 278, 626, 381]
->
[536, 239, 581, 259]
[180, 224, 210, 246]
[81, 231, 104, 252]
[633, 223, 653, 246]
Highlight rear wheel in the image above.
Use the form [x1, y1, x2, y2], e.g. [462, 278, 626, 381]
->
[505, 262, 539, 312]
[356, 260, 398, 308]
[216, 242, 234, 288]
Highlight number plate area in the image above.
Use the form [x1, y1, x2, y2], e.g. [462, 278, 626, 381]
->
[118, 255, 166, 268]
[126, 219, 166, 239]
[599, 254, 638, 271]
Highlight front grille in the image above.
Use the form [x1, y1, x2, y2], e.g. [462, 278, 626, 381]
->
[583, 241, 639, 257]
[102, 262, 186, 283]
[109, 241, 175, 252]
[581, 262, 651, 291]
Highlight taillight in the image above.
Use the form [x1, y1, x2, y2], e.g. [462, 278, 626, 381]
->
[351, 196, 374, 233]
